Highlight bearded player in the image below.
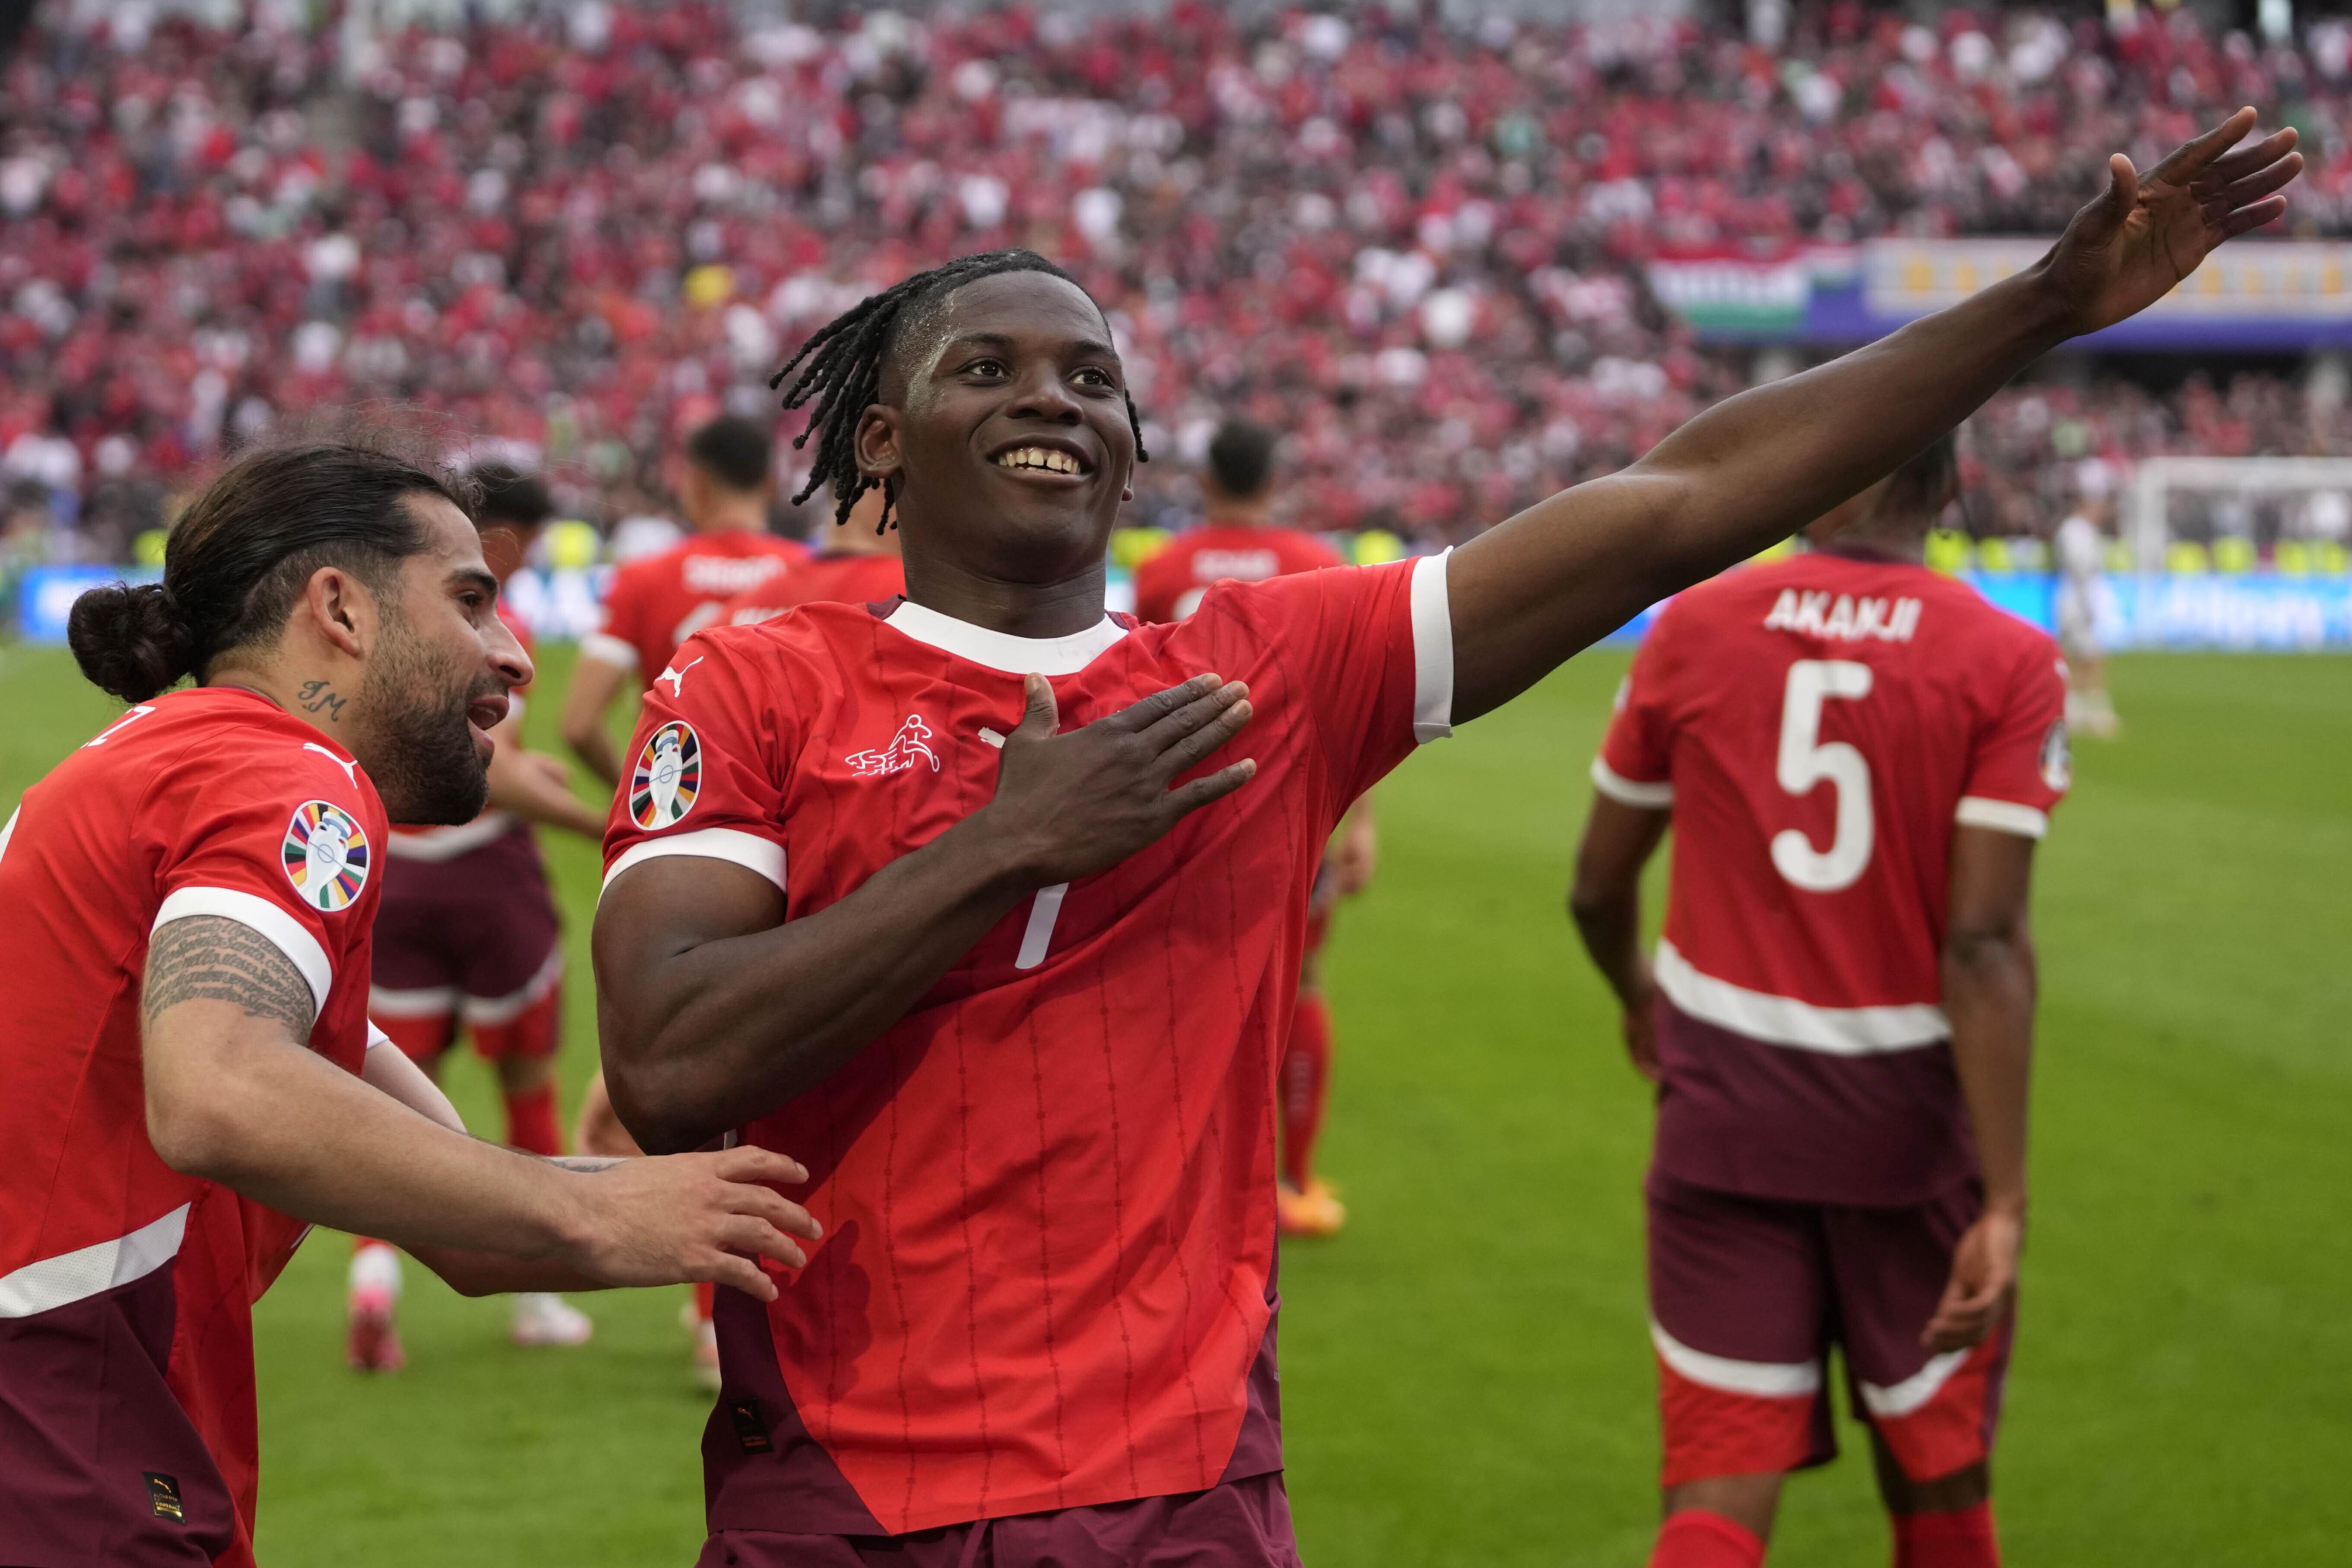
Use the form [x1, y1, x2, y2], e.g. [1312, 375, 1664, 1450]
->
[1570, 435, 2063, 1568]
[1136, 420, 1365, 1235]
[0, 440, 821, 1567]
[559, 415, 807, 788]
[589, 115, 2292, 1565]
[349, 463, 611, 1369]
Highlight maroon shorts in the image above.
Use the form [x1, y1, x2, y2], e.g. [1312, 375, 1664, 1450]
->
[696, 1471, 1299, 1568]
[1646, 1171, 2011, 1488]
[368, 820, 563, 1059]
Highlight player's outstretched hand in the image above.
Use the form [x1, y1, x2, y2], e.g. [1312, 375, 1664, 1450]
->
[1921, 1206, 2023, 1352]
[983, 671, 1257, 886]
[557, 1145, 822, 1303]
[2046, 107, 2302, 338]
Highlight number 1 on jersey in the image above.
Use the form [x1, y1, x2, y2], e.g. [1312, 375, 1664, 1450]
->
[1016, 883, 1068, 970]
[1772, 660, 1874, 893]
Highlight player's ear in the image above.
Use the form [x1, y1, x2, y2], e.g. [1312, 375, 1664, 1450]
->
[854, 405, 905, 487]
[302, 565, 372, 661]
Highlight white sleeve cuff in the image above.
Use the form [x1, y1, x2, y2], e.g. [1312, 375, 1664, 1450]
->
[1591, 756, 1675, 809]
[600, 827, 787, 900]
[152, 886, 332, 1021]
[579, 632, 639, 673]
[1955, 796, 2049, 839]
[366, 1021, 394, 1051]
[1410, 548, 1454, 744]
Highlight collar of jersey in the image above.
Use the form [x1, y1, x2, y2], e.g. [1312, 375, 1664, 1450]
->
[883, 600, 1129, 676]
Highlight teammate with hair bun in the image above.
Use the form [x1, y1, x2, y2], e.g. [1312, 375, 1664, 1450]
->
[591, 114, 2294, 1566]
[0, 440, 823, 1567]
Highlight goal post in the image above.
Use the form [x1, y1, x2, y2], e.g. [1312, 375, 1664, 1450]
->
[2125, 456, 2352, 576]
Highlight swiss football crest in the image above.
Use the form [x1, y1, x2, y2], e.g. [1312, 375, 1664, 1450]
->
[282, 801, 370, 911]
[2040, 719, 2073, 792]
[632, 721, 702, 828]
[846, 716, 942, 778]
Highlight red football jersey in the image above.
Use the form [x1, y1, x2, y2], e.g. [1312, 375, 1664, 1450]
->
[1132, 523, 1345, 623]
[721, 550, 906, 627]
[602, 555, 1453, 1534]
[0, 688, 385, 1567]
[582, 531, 807, 684]
[1595, 548, 2069, 1205]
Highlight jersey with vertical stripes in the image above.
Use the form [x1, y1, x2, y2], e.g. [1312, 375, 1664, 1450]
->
[600, 555, 1452, 1535]
[0, 687, 384, 1567]
[1594, 549, 2068, 1204]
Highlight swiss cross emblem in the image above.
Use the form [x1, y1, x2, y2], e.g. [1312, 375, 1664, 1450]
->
[846, 715, 942, 778]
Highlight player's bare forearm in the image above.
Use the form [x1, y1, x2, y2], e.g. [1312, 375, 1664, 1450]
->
[1568, 795, 1669, 1010]
[485, 741, 609, 838]
[559, 656, 630, 788]
[1942, 827, 2040, 1214]
[594, 821, 1042, 1153]
[1449, 111, 2301, 720]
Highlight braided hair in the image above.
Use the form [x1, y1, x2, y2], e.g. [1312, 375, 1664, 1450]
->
[769, 249, 1147, 533]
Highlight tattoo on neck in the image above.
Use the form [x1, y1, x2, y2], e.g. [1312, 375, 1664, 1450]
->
[296, 680, 346, 721]
[144, 916, 313, 1036]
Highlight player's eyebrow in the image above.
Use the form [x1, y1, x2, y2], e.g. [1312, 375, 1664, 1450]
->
[942, 331, 1119, 361]
[448, 565, 499, 599]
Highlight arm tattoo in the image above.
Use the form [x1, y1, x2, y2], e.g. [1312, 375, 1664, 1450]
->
[547, 1155, 626, 1174]
[143, 916, 315, 1037]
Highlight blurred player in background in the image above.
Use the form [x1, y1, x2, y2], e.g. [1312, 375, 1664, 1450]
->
[2053, 483, 2121, 738]
[1569, 436, 2067, 1568]
[348, 463, 612, 1370]
[0, 440, 821, 1567]
[723, 483, 902, 625]
[1137, 420, 1367, 1235]
[559, 415, 806, 786]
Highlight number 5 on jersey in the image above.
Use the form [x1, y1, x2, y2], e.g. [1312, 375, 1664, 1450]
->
[1772, 659, 1873, 893]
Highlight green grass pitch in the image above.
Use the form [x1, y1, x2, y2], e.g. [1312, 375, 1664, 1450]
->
[3, 639, 2346, 1565]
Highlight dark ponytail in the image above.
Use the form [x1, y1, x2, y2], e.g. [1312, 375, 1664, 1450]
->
[66, 440, 472, 705]
[67, 582, 199, 704]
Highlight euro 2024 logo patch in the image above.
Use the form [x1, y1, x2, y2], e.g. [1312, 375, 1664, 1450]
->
[282, 801, 370, 912]
[632, 721, 701, 828]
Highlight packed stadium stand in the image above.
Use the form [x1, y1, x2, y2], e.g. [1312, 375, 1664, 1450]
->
[6, 1, 2352, 571]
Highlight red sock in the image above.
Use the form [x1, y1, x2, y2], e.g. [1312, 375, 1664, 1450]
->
[503, 1083, 563, 1158]
[1650, 1510, 1765, 1568]
[1894, 1503, 1999, 1568]
[1278, 993, 1333, 1190]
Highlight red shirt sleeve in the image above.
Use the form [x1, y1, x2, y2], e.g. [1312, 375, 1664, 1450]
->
[1594, 607, 1680, 808]
[1956, 636, 2071, 837]
[1222, 554, 1449, 810]
[154, 739, 384, 1030]
[601, 629, 792, 895]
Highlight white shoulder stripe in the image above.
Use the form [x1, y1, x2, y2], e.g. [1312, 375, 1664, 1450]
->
[0, 1203, 191, 1319]
[579, 632, 640, 673]
[1650, 1317, 1821, 1398]
[1955, 796, 2049, 839]
[1858, 1347, 1973, 1418]
[601, 827, 786, 899]
[1591, 756, 1674, 808]
[0, 806, 19, 867]
[1409, 549, 1455, 744]
[153, 886, 332, 1022]
[1654, 938, 1947, 1056]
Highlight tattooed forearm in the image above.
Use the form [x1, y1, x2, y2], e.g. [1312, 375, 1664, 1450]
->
[143, 916, 314, 1036]
[547, 1156, 626, 1174]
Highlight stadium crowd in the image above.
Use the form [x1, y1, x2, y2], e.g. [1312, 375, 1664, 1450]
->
[7, 1, 2352, 570]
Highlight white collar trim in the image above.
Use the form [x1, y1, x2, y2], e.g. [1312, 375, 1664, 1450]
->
[884, 601, 1129, 676]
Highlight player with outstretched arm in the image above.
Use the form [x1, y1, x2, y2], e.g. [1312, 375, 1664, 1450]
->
[0, 441, 821, 1568]
[1570, 436, 2061, 1568]
[590, 115, 2294, 1565]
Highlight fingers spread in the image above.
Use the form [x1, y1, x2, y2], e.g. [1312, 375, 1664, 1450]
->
[2197, 127, 2299, 190]
[2202, 152, 2304, 218]
[1106, 673, 1220, 734]
[2222, 194, 2290, 238]
[1164, 758, 1258, 822]
[718, 1182, 825, 1240]
[707, 1251, 779, 1303]
[2158, 106, 2258, 177]
[722, 1215, 809, 1272]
